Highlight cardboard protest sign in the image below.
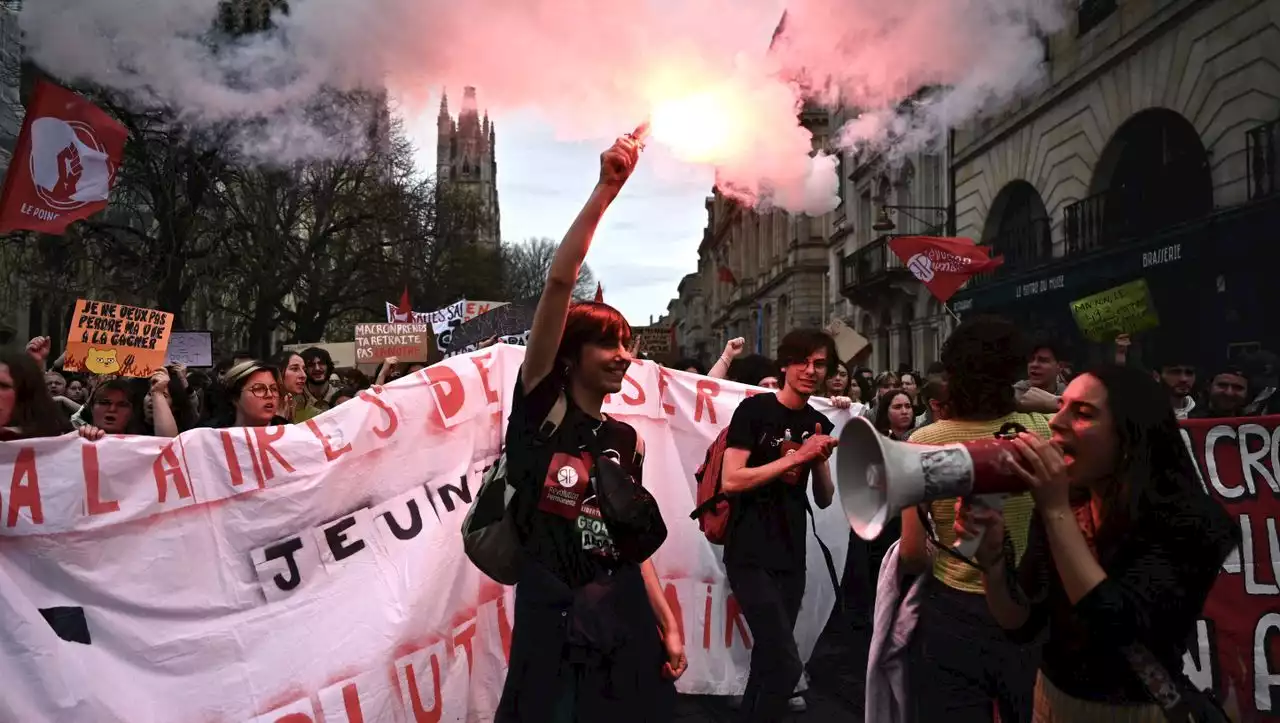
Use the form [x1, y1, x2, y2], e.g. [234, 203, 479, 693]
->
[64, 298, 173, 378]
[164, 331, 213, 368]
[634, 326, 674, 356]
[354, 323, 434, 363]
[448, 303, 534, 351]
[1069, 279, 1160, 342]
[384, 299, 508, 354]
[826, 317, 870, 362]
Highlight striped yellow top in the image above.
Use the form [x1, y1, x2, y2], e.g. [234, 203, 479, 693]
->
[907, 413, 1052, 594]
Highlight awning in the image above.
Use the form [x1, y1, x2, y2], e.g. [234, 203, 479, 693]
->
[950, 195, 1280, 314]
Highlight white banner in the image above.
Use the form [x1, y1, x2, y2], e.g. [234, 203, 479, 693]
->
[0, 345, 853, 722]
[385, 300, 507, 354]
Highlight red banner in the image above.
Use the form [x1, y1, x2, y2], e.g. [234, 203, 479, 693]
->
[0, 79, 128, 235]
[1182, 415, 1280, 721]
[887, 235, 1003, 303]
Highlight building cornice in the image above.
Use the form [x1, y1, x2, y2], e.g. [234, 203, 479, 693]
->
[953, 0, 1205, 167]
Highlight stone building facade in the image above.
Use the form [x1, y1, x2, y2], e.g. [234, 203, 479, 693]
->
[670, 273, 708, 362]
[0, 2, 32, 347]
[828, 124, 956, 373]
[948, 0, 1280, 367]
[688, 104, 835, 365]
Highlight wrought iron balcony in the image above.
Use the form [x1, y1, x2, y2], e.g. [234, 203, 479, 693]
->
[839, 237, 909, 300]
[968, 217, 1052, 288]
[1063, 174, 1210, 256]
[1248, 118, 1279, 200]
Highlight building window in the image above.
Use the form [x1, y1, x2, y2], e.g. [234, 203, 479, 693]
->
[858, 190, 872, 245]
[1077, 0, 1116, 36]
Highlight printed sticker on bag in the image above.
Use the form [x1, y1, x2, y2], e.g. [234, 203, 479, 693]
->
[538, 452, 592, 519]
[577, 495, 619, 558]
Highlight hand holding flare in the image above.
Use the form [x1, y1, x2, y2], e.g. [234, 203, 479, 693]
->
[599, 122, 651, 189]
[628, 120, 651, 149]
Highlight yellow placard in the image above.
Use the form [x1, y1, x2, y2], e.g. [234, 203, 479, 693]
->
[1069, 279, 1159, 343]
[64, 299, 174, 378]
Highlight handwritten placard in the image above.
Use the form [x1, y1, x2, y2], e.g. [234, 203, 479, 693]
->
[354, 323, 433, 363]
[1069, 279, 1160, 343]
[634, 326, 674, 356]
[164, 331, 213, 368]
[64, 298, 174, 378]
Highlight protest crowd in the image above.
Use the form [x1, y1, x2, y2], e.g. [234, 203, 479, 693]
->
[0, 133, 1260, 723]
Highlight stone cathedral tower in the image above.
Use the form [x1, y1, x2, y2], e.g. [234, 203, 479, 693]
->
[437, 87, 501, 250]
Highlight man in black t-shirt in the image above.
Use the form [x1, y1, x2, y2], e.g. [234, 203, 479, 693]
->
[720, 329, 839, 722]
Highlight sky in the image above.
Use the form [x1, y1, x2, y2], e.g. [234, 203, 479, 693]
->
[405, 103, 715, 328]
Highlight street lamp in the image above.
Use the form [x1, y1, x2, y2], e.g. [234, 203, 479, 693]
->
[872, 204, 953, 234]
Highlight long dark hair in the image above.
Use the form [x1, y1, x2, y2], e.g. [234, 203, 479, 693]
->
[1085, 364, 1231, 557]
[727, 354, 776, 386]
[0, 351, 72, 438]
[161, 371, 198, 432]
[874, 390, 914, 438]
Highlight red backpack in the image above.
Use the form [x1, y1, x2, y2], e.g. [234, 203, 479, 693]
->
[689, 427, 733, 543]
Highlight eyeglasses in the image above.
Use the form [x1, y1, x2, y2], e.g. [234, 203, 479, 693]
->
[246, 384, 281, 399]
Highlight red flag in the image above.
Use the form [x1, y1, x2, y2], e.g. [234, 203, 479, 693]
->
[390, 286, 412, 323]
[0, 80, 128, 234]
[887, 236, 1004, 303]
[717, 266, 737, 285]
[594, 282, 604, 303]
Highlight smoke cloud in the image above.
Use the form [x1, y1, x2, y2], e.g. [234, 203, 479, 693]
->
[19, 0, 1065, 214]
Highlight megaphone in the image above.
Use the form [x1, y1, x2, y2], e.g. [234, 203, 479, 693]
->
[836, 417, 1029, 544]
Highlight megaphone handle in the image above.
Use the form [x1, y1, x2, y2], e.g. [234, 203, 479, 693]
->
[953, 529, 985, 559]
[951, 494, 1007, 560]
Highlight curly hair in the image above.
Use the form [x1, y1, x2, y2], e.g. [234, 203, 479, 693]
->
[939, 315, 1025, 419]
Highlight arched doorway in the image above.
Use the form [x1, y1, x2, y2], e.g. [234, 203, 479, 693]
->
[980, 180, 1052, 274]
[1074, 108, 1212, 250]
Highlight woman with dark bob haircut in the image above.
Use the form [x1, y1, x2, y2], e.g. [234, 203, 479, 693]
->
[957, 364, 1237, 721]
[496, 132, 684, 723]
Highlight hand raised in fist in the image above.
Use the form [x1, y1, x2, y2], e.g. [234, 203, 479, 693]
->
[25, 336, 51, 365]
[51, 143, 83, 200]
[722, 337, 746, 360]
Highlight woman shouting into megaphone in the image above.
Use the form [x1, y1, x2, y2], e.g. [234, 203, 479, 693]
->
[956, 365, 1237, 723]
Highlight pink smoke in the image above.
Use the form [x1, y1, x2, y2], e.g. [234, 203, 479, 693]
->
[19, 0, 1065, 213]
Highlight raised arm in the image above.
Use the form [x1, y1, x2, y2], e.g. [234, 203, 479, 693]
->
[707, 338, 745, 379]
[521, 135, 641, 391]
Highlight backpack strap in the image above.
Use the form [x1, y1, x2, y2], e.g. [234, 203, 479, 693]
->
[803, 496, 843, 611]
[536, 391, 568, 440]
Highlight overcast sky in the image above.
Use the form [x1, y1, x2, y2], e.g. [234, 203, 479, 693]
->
[406, 106, 714, 327]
